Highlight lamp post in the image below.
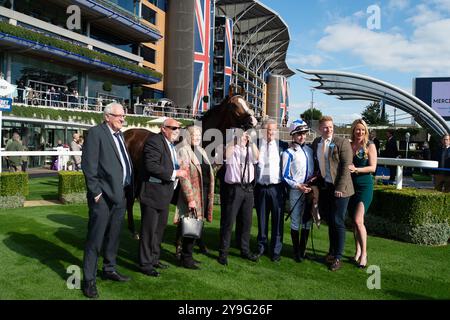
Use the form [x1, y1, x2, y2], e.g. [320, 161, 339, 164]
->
[310, 88, 315, 127]
[405, 132, 410, 158]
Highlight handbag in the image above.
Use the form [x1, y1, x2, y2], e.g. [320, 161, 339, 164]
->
[181, 208, 203, 239]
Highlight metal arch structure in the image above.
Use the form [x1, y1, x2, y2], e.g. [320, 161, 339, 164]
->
[299, 69, 450, 136]
[216, 0, 295, 78]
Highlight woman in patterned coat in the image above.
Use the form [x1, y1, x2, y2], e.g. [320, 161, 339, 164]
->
[174, 125, 214, 269]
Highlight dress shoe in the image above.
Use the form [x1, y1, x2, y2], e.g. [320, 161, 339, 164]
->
[142, 268, 160, 277]
[358, 256, 368, 269]
[198, 245, 209, 255]
[271, 255, 281, 262]
[193, 259, 202, 264]
[325, 254, 335, 264]
[82, 280, 98, 299]
[217, 255, 228, 266]
[240, 252, 259, 262]
[182, 261, 200, 270]
[102, 271, 131, 282]
[153, 262, 170, 269]
[329, 259, 342, 271]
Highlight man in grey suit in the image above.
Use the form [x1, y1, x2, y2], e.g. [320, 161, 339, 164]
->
[81, 103, 133, 298]
[312, 116, 354, 271]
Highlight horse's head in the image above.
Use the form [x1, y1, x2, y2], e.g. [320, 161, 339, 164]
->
[225, 94, 258, 130]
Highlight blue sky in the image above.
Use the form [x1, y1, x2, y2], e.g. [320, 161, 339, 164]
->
[261, 0, 450, 125]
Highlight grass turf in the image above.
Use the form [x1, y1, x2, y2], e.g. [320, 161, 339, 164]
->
[0, 202, 449, 300]
[26, 176, 59, 201]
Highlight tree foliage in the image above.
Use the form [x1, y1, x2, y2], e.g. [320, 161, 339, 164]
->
[301, 108, 323, 122]
[362, 102, 389, 125]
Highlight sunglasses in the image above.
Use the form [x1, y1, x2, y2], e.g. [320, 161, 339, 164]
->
[165, 126, 181, 131]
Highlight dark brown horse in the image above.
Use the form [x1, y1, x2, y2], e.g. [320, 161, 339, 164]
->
[123, 92, 257, 238]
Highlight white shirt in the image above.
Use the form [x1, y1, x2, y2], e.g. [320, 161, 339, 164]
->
[318, 137, 333, 184]
[108, 126, 131, 186]
[164, 136, 178, 182]
[257, 139, 281, 185]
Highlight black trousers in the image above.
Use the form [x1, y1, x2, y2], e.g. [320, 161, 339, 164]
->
[83, 194, 126, 281]
[255, 183, 285, 257]
[319, 183, 350, 260]
[219, 183, 254, 257]
[139, 204, 169, 271]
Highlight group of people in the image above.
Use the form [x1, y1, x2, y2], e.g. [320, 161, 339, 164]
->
[80, 102, 381, 299]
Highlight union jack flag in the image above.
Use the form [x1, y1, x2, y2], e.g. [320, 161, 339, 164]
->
[193, 0, 214, 115]
[279, 77, 289, 125]
[224, 17, 233, 97]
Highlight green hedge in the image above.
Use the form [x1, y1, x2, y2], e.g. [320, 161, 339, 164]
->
[366, 186, 450, 245]
[0, 21, 162, 80]
[58, 171, 86, 204]
[10, 105, 194, 128]
[0, 172, 28, 209]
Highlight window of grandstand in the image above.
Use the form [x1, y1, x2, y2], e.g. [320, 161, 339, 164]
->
[142, 5, 157, 25]
[141, 46, 156, 64]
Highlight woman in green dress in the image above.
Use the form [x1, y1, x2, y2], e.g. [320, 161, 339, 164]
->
[348, 119, 377, 268]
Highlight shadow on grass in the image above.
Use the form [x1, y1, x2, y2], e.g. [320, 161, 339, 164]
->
[3, 232, 82, 280]
[47, 213, 141, 273]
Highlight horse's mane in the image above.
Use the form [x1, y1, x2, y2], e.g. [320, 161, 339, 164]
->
[201, 95, 242, 121]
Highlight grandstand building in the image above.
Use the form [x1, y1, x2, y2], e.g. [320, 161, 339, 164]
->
[0, 0, 293, 169]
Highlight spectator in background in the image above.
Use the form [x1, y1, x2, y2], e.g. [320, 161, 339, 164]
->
[421, 142, 431, 160]
[70, 133, 82, 171]
[383, 129, 398, 181]
[433, 134, 450, 192]
[5, 132, 24, 172]
[369, 130, 380, 156]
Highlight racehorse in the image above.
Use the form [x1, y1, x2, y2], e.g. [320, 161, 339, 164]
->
[123, 91, 258, 238]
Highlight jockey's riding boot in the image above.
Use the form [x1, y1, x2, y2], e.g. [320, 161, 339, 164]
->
[299, 228, 310, 260]
[290, 229, 301, 262]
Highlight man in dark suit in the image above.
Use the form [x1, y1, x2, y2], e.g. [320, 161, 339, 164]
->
[312, 116, 354, 271]
[255, 119, 288, 262]
[81, 103, 133, 299]
[139, 118, 187, 277]
[384, 129, 398, 181]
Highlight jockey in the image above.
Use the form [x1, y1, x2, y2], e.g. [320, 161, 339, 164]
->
[281, 119, 315, 262]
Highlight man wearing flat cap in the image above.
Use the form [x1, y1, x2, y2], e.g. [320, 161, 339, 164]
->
[281, 120, 316, 262]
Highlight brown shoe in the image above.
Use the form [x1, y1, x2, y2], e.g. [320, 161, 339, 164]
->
[325, 254, 335, 264]
[329, 259, 342, 271]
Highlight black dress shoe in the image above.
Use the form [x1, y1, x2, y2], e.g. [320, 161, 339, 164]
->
[182, 261, 200, 270]
[142, 268, 160, 277]
[271, 255, 281, 262]
[217, 256, 228, 266]
[153, 262, 170, 269]
[241, 252, 259, 262]
[82, 280, 98, 299]
[193, 259, 202, 264]
[102, 271, 131, 282]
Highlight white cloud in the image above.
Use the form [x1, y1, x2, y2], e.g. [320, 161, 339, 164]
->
[388, 0, 410, 11]
[406, 4, 442, 26]
[316, 18, 450, 75]
[286, 54, 325, 67]
[432, 0, 450, 13]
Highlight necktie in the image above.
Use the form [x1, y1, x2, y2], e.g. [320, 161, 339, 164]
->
[320, 139, 327, 178]
[113, 132, 131, 187]
[170, 143, 180, 170]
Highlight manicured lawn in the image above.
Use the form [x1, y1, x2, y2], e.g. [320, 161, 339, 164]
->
[26, 176, 59, 201]
[0, 203, 449, 300]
